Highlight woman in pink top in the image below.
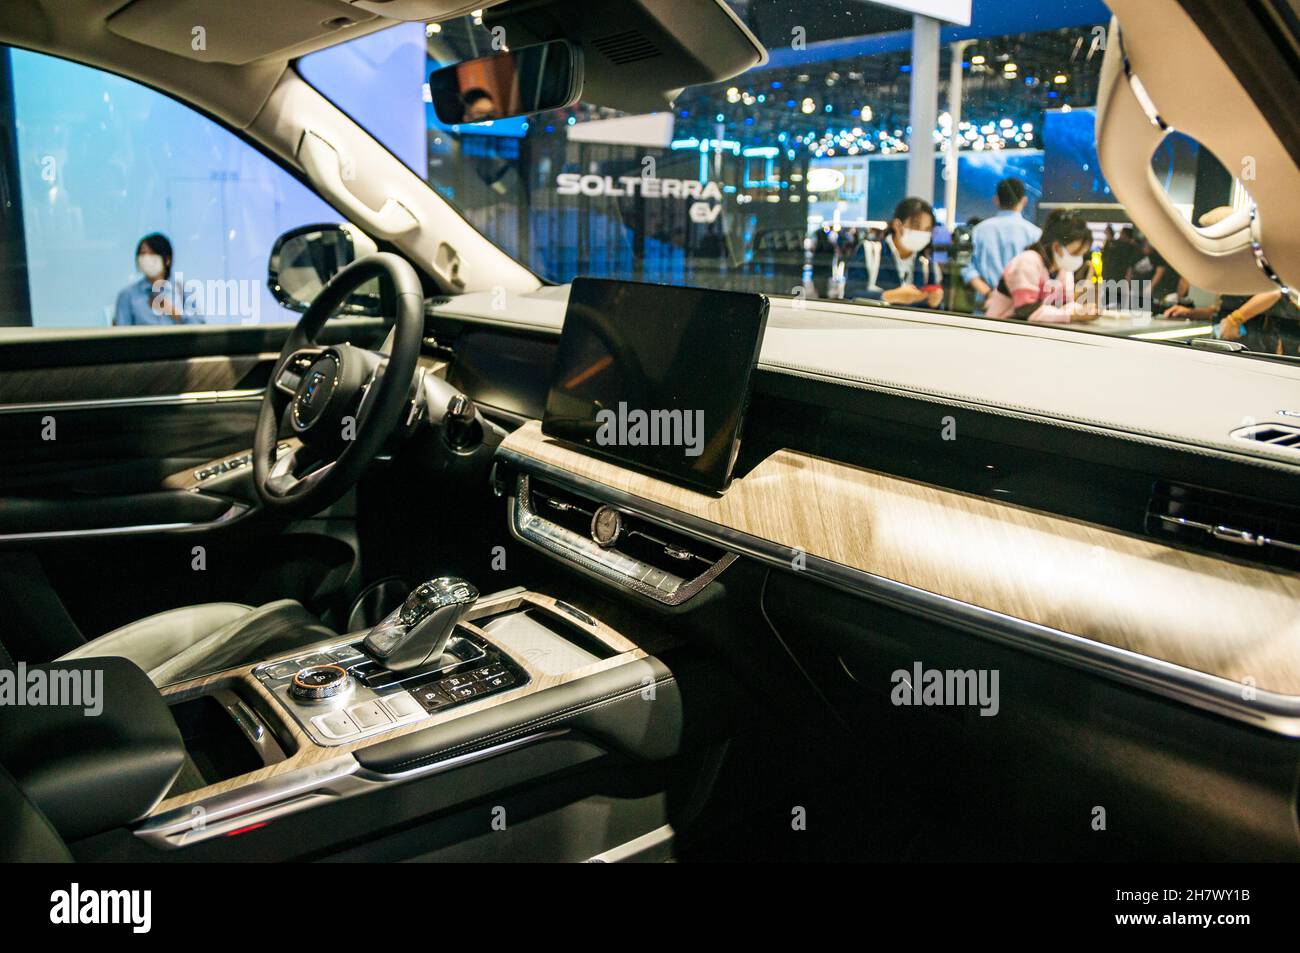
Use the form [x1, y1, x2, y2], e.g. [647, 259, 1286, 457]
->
[986, 210, 1099, 324]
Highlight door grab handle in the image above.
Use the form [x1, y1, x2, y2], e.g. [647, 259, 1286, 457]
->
[297, 131, 418, 239]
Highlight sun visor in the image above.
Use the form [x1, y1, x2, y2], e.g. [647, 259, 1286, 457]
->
[106, 0, 385, 65]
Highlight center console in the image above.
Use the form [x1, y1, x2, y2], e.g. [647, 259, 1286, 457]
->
[119, 583, 675, 854]
[251, 626, 529, 747]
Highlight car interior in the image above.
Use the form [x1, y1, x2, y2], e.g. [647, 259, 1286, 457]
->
[1, 0, 1299, 870]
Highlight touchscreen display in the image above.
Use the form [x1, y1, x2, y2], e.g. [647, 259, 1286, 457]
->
[542, 278, 769, 492]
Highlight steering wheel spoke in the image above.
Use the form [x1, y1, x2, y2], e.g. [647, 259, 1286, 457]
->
[253, 253, 424, 516]
[354, 355, 389, 428]
[265, 444, 336, 498]
[274, 348, 326, 395]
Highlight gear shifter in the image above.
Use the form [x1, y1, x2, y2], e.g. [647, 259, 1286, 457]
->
[362, 577, 479, 672]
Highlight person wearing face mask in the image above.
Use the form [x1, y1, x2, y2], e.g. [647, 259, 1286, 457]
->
[845, 197, 944, 308]
[961, 177, 1041, 311]
[113, 233, 203, 326]
[985, 210, 1099, 323]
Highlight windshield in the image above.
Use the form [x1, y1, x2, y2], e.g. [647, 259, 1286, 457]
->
[299, 1, 1298, 359]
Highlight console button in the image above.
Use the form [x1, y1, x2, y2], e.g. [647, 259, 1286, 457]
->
[265, 662, 300, 680]
[347, 701, 391, 730]
[416, 686, 452, 709]
[446, 682, 481, 701]
[381, 692, 422, 719]
[442, 673, 477, 690]
[482, 673, 516, 691]
[624, 560, 654, 583]
[641, 567, 669, 590]
[656, 573, 680, 594]
[316, 709, 359, 739]
[298, 653, 334, 668]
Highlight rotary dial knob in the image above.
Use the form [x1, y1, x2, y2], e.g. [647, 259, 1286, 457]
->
[289, 664, 351, 701]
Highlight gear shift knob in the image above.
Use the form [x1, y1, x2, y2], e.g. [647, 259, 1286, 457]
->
[363, 577, 479, 671]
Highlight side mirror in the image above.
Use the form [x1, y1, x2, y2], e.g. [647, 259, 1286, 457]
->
[267, 223, 382, 314]
[428, 40, 582, 126]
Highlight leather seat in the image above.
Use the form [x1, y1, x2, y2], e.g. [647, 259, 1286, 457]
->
[0, 760, 71, 862]
[57, 600, 337, 687]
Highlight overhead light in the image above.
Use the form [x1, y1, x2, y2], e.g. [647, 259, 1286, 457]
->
[859, 105, 873, 122]
[1054, 74, 1068, 84]
[801, 97, 816, 114]
[1003, 62, 1018, 73]
[971, 54, 986, 65]
[426, 22, 442, 35]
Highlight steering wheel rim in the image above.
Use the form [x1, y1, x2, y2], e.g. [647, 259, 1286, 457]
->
[253, 252, 424, 517]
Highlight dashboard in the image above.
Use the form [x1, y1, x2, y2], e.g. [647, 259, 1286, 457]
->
[427, 284, 1300, 739]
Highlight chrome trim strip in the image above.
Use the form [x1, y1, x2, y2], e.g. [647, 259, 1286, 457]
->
[353, 728, 571, 782]
[0, 388, 264, 415]
[1249, 203, 1292, 293]
[586, 823, 675, 863]
[134, 754, 361, 849]
[1118, 28, 1170, 131]
[135, 730, 572, 849]
[497, 448, 1300, 737]
[1155, 514, 1300, 555]
[0, 503, 248, 542]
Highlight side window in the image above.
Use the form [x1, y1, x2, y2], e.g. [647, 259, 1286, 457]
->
[0, 45, 339, 329]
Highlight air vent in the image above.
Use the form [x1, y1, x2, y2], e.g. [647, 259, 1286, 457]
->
[592, 30, 662, 65]
[530, 479, 727, 571]
[1146, 481, 1300, 570]
[1231, 423, 1300, 450]
[512, 475, 735, 605]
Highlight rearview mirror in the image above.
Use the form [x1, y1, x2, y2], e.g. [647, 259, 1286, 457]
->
[428, 40, 582, 126]
[267, 223, 382, 315]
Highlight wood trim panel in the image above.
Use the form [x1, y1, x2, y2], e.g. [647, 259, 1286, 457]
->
[501, 421, 1300, 695]
[151, 591, 646, 814]
[0, 355, 274, 404]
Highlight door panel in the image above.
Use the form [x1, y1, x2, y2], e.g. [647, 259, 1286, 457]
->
[0, 319, 387, 506]
[0, 399, 262, 498]
[0, 354, 270, 403]
[0, 319, 391, 652]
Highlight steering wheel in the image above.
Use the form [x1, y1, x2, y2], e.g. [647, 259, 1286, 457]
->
[254, 253, 424, 517]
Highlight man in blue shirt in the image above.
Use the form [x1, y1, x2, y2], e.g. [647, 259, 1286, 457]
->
[113, 233, 203, 325]
[961, 178, 1042, 309]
